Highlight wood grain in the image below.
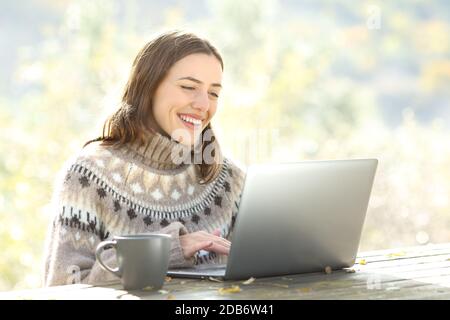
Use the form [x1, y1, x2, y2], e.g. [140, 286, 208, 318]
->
[2, 243, 450, 300]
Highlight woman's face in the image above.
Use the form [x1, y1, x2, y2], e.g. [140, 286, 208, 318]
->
[152, 53, 223, 146]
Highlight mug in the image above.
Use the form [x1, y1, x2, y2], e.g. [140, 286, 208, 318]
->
[95, 233, 172, 290]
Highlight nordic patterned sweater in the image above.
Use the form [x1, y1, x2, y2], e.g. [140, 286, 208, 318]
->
[42, 133, 246, 287]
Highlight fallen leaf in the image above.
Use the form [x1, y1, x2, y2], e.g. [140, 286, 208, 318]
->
[165, 276, 172, 282]
[142, 286, 154, 291]
[386, 251, 406, 258]
[324, 266, 332, 274]
[266, 283, 290, 288]
[218, 285, 241, 294]
[166, 294, 176, 300]
[358, 259, 367, 265]
[242, 277, 256, 285]
[297, 287, 311, 293]
[385, 286, 400, 291]
[158, 289, 169, 294]
[208, 276, 224, 283]
[345, 269, 356, 273]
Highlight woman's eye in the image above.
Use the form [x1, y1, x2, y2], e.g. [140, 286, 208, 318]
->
[181, 85, 218, 98]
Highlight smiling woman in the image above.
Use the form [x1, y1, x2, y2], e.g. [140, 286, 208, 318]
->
[42, 31, 246, 287]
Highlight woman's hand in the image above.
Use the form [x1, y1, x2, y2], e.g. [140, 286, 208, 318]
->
[179, 228, 231, 259]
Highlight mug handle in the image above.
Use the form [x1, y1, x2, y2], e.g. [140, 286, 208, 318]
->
[95, 240, 121, 277]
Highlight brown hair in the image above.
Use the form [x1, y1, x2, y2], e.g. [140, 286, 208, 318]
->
[85, 30, 224, 184]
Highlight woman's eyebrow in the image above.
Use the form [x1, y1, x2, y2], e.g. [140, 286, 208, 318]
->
[177, 76, 222, 88]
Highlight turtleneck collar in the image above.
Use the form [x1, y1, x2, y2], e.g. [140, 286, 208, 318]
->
[124, 133, 193, 171]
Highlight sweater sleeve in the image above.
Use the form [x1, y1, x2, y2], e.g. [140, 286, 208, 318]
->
[42, 164, 117, 287]
[160, 221, 196, 268]
[42, 162, 194, 287]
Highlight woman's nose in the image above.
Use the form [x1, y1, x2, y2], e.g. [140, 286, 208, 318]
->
[192, 91, 210, 112]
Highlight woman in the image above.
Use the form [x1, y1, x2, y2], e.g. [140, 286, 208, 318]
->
[43, 31, 245, 286]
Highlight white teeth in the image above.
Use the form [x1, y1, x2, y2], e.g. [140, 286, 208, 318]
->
[179, 114, 202, 126]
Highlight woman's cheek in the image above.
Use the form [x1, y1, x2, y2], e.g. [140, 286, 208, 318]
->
[209, 105, 218, 121]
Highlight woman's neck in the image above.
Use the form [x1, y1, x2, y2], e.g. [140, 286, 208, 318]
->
[125, 133, 192, 171]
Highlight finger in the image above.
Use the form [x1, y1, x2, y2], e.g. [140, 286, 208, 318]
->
[196, 231, 231, 247]
[184, 241, 213, 258]
[191, 231, 231, 248]
[211, 235, 231, 247]
[208, 230, 230, 244]
[203, 241, 230, 256]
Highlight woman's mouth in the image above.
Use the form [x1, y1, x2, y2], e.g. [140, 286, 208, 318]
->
[177, 113, 203, 131]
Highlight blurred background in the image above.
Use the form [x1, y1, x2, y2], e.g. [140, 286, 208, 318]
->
[0, 0, 449, 291]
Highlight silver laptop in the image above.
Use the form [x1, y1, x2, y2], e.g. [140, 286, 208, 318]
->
[167, 158, 378, 280]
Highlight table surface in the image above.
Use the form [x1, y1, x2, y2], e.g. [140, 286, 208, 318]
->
[2, 242, 450, 300]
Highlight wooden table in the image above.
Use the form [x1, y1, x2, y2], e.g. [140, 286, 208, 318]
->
[2, 243, 450, 300]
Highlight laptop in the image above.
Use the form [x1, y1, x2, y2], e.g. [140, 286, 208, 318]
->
[167, 158, 378, 280]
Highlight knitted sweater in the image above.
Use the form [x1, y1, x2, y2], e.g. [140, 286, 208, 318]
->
[42, 133, 246, 287]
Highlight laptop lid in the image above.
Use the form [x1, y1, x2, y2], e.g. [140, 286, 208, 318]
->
[223, 158, 378, 280]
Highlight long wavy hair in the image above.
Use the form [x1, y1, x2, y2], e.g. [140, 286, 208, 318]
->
[84, 31, 224, 184]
